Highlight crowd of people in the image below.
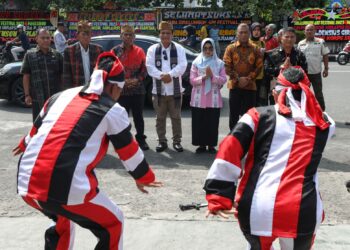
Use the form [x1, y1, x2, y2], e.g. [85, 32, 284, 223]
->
[11, 19, 337, 250]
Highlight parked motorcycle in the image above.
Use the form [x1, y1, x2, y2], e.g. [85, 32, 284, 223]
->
[337, 41, 350, 65]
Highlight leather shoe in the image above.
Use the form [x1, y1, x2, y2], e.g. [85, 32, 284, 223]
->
[195, 146, 206, 153]
[207, 146, 217, 154]
[173, 143, 183, 152]
[138, 140, 149, 151]
[156, 142, 168, 152]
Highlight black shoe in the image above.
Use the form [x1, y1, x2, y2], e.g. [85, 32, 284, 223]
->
[195, 146, 206, 153]
[156, 142, 168, 152]
[138, 140, 149, 151]
[173, 143, 183, 152]
[207, 146, 217, 154]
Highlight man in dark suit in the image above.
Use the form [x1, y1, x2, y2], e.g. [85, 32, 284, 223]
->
[63, 20, 103, 89]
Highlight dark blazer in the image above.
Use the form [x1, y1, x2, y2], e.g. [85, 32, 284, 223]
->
[63, 42, 103, 89]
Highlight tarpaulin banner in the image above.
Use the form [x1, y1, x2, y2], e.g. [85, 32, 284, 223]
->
[66, 11, 156, 38]
[0, 11, 56, 42]
[161, 9, 251, 42]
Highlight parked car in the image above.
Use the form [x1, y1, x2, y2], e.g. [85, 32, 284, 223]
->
[0, 34, 199, 107]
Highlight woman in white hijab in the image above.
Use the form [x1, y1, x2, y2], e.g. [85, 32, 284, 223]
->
[190, 38, 226, 153]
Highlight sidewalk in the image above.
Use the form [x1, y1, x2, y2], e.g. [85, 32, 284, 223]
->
[1, 216, 350, 250]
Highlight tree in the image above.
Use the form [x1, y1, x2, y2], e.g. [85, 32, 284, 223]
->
[221, 0, 330, 23]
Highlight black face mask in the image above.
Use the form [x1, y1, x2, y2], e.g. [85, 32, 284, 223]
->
[251, 35, 260, 41]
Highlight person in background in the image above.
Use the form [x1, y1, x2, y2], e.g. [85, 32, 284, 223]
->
[181, 25, 197, 49]
[298, 24, 329, 111]
[264, 27, 308, 104]
[200, 22, 209, 41]
[190, 38, 226, 154]
[146, 21, 187, 153]
[249, 22, 267, 106]
[204, 66, 335, 250]
[111, 25, 149, 150]
[261, 23, 279, 52]
[8, 24, 30, 61]
[21, 28, 63, 121]
[63, 20, 103, 88]
[53, 21, 67, 55]
[223, 23, 263, 131]
[277, 28, 284, 45]
[209, 24, 221, 57]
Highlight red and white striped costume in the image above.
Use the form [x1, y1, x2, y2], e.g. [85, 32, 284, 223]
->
[17, 83, 155, 249]
[204, 97, 335, 248]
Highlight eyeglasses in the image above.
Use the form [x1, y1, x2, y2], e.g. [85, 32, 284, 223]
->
[203, 46, 213, 51]
[163, 50, 168, 61]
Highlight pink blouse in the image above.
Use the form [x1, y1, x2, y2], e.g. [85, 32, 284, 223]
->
[190, 65, 227, 108]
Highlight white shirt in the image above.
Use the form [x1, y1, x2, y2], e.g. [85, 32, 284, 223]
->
[146, 42, 187, 96]
[79, 42, 90, 85]
[298, 38, 330, 74]
[53, 30, 67, 54]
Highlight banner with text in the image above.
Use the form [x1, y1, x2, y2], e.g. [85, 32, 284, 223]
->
[292, 0, 350, 41]
[161, 9, 251, 42]
[0, 11, 56, 42]
[66, 11, 156, 38]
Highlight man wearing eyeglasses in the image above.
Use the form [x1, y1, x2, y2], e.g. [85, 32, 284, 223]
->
[21, 28, 63, 121]
[63, 20, 103, 89]
[146, 21, 188, 152]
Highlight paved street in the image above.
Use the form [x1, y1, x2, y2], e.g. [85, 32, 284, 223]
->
[0, 62, 349, 249]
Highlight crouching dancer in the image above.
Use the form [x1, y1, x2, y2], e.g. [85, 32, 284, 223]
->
[13, 52, 162, 250]
[204, 67, 335, 250]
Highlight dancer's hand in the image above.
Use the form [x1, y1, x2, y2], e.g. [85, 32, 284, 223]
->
[205, 209, 235, 219]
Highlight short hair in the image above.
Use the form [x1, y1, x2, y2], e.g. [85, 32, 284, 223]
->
[266, 23, 276, 31]
[36, 28, 50, 36]
[237, 23, 249, 31]
[282, 27, 296, 36]
[77, 20, 92, 34]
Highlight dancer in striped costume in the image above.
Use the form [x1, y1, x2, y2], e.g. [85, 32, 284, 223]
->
[13, 52, 162, 250]
[204, 66, 335, 250]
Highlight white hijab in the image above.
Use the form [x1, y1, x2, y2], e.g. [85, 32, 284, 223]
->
[192, 38, 224, 76]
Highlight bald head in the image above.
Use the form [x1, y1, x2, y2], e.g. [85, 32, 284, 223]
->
[305, 24, 316, 40]
[237, 23, 250, 44]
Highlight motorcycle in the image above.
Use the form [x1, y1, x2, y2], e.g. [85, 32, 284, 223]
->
[337, 41, 350, 65]
[0, 42, 26, 67]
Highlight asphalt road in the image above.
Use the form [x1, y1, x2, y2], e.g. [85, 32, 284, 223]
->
[0, 62, 349, 249]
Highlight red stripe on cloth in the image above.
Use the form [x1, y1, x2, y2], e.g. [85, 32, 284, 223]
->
[206, 194, 233, 212]
[18, 137, 27, 152]
[22, 196, 42, 210]
[27, 94, 91, 202]
[115, 139, 139, 161]
[272, 123, 315, 237]
[235, 138, 256, 203]
[84, 135, 109, 202]
[56, 216, 71, 250]
[216, 135, 243, 167]
[234, 109, 259, 203]
[136, 167, 155, 184]
[63, 201, 122, 250]
[29, 126, 38, 137]
[246, 108, 260, 130]
[259, 235, 276, 250]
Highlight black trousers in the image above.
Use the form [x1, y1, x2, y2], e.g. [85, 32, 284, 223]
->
[308, 73, 325, 111]
[31, 101, 42, 122]
[118, 94, 146, 142]
[229, 88, 256, 131]
[256, 78, 268, 107]
[191, 107, 220, 147]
